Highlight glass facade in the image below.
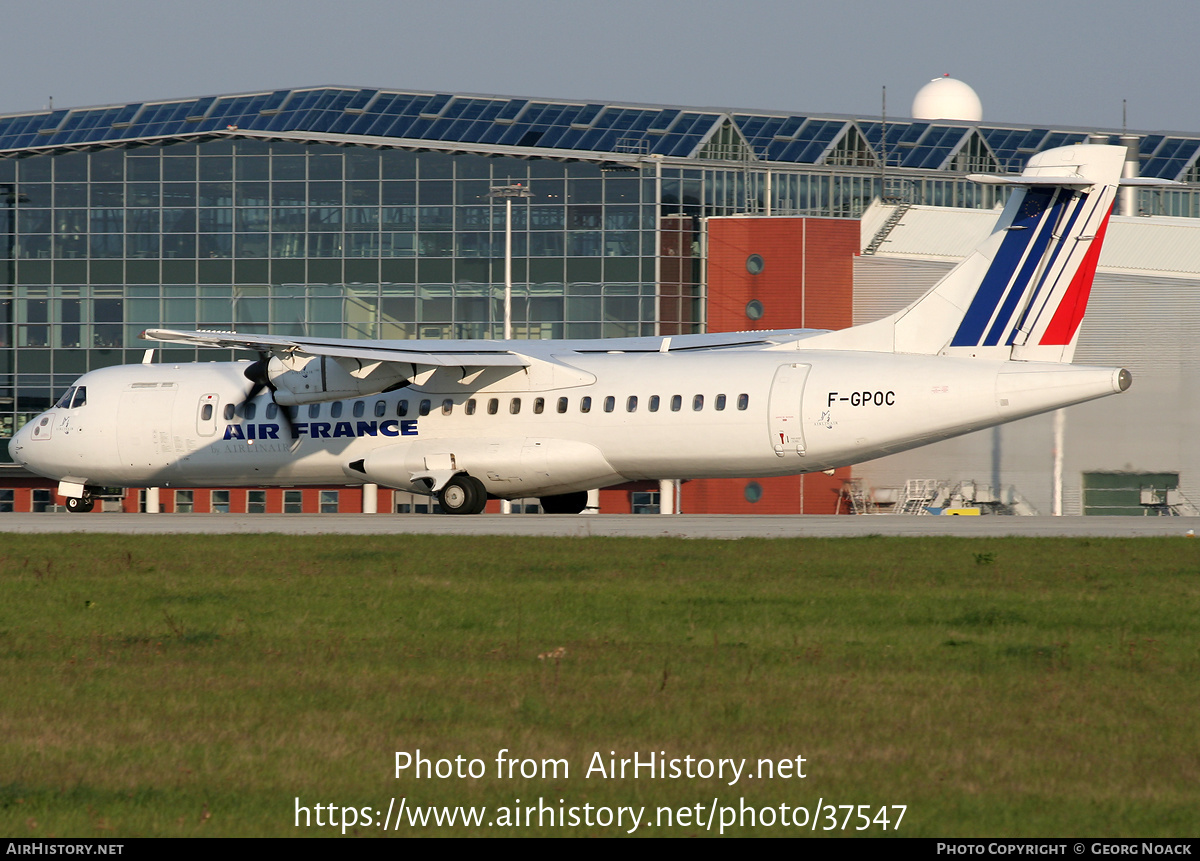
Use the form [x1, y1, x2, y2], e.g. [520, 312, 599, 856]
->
[1, 142, 675, 437]
[0, 136, 907, 440]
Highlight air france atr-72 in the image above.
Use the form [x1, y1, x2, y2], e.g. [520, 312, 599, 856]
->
[10, 145, 1140, 514]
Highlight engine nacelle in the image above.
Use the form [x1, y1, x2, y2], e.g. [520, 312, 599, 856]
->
[267, 354, 411, 405]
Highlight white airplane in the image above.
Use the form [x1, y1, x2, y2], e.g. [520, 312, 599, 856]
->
[9, 144, 1142, 515]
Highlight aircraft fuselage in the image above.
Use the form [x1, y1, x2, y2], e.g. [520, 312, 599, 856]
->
[11, 347, 1128, 502]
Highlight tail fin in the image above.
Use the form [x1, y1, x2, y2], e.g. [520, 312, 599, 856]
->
[818, 144, 1124, 362]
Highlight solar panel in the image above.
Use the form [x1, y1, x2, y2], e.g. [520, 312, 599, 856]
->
[1142, 138, 1200, 180]
[1, 83, 1197, 199]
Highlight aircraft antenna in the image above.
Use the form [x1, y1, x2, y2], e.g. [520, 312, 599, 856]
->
[880, 85, 888, 195]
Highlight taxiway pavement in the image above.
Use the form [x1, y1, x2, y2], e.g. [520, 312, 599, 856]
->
[0, 513, 1195, 538]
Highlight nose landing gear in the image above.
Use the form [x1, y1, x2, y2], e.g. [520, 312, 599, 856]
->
[65, 493, 95, 514]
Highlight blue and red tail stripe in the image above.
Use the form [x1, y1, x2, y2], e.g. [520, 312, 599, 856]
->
[1038, 205, 1113, 346]
[980, 190, 1072, 346]
[1004, 192, 1106, 346]
[950, 188, 1063, 347]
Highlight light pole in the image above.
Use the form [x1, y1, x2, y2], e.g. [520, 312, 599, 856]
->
[487, 183, 533, 341]
[488, 183, 532, 515]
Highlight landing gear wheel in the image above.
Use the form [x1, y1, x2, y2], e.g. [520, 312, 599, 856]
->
[65, 495, 95, 514]
[540, 491, 588, 514]
[465, 476, 488, 515]
[438, 474, 484, 515]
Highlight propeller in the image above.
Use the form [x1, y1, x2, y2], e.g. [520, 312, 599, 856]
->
[241, 351, 296, 439]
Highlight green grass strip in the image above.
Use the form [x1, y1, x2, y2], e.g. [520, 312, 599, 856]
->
[1, 535, 1197, 836]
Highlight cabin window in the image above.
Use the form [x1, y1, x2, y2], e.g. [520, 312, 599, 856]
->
[224, 403, 235, 420]
[245, 402, 257, 420]
[442, 399, 454, 415]
[627, 396, 638, 412]
[265, 402, 277, 419]
[465, 399, 476, 416]
[353, 401, 365, 418]
[510, 398, 521, 415]
[398, 400, 409, 417]
[534, 397, 545, 414]
[737, 393, 750, 410]
[649, 395, 660, 412]
[693, 394, 704, 411]
[715, 394, 727, 411]
[419, 399, 431, 416]
[557, 397, 568, 413]
[201, 403, 214, 421]
[604, 396, 615, 413]
[487, 398, 499, 415]
[670, 395, 682, 412]
[580, 396, 592, 413]
[375, 400, 387, 417]
[309, 404, 320, 418]
[330, 402, 343, 419]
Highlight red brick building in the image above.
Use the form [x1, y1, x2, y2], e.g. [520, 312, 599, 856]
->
[601, 215, 860, 515]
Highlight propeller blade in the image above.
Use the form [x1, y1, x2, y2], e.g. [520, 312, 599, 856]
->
[240, 354, 271, 410]
[242, 351, 297, 440]
[277, 402, 297, 439]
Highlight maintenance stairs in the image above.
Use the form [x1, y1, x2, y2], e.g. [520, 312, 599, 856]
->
[862, 201, 912, 256]
[838, 478, 1040, 516]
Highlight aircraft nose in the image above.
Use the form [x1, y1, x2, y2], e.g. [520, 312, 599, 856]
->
[8, 414, 52, 475]
[8, 424, 27, 466]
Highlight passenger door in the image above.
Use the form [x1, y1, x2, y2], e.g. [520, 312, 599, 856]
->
[767, 363, 810, 457]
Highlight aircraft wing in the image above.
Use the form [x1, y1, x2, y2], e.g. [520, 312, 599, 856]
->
[141, 328, 531, 368]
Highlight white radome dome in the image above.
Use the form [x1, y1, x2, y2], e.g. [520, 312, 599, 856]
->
[911, 75, 982, 122]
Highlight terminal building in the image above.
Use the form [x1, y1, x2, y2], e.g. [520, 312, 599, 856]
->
[2, 80, 1199, 514]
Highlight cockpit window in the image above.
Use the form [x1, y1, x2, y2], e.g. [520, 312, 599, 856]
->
[52, 386, 88, 409]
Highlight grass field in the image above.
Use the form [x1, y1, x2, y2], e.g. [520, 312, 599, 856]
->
[1, 534, 1197, 837]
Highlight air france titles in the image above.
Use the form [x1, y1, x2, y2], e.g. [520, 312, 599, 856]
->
[222, 420, 418, 441]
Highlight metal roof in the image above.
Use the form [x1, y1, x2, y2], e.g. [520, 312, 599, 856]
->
[861, 201, 1200, 279]
[2, 85, 1200, 179]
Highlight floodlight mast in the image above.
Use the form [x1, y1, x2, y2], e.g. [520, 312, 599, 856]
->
[488, 183, 534, 341]
[488, 183, 533, 514]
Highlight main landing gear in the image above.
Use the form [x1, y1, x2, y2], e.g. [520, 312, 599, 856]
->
[426, 475, 589, 516]
[437, 474, 488, 515]
[65, 492, 95, 514]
